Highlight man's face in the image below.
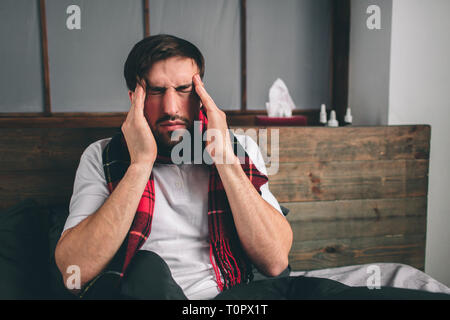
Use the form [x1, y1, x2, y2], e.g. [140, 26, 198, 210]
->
[138, 56, 201, 155]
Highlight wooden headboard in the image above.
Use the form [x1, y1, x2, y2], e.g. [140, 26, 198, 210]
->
[0, 125, 430, 272]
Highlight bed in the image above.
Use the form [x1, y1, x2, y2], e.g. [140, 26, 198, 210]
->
[0, 122, 448, 298]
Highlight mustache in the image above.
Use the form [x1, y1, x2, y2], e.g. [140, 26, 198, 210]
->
[155, 114, 190, 126]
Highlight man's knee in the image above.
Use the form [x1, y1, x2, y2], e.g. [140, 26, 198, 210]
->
[120, 250, 187, 300]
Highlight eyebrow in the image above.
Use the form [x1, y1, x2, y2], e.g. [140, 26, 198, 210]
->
[148, 83, 193, 91]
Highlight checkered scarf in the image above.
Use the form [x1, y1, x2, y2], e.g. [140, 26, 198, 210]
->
[101, 108, 268, 291]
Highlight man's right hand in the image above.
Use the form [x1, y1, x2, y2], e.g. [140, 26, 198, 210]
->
[121, 81, 157, 166]
[56, 82, 158, 290]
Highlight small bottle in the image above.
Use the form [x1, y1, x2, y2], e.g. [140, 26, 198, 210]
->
[327, 110, 339, 127]
[319, 104, 327, 126]
[344, 107, 353, 126]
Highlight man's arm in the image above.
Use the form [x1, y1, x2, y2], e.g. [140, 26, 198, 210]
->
[55, 83, 157, 290]
[193, 74, 293, 277]
[55, 163, 152, 289]
[216, 158, 293, 276]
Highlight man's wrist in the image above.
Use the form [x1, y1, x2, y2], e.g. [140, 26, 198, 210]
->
[129, 161, 154, 174]
[215, 154, 241, 172]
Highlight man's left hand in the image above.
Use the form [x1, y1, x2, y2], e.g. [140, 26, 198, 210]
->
[193, 74, 237, 165]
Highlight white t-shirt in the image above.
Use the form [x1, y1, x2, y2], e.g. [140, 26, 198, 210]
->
[63, 134, 283, 300]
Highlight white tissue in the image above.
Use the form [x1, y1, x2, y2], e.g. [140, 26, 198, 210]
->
[265, 78, 296, 117]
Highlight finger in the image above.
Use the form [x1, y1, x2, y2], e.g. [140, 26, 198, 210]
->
[131, 81, 146, 115]
[134, 81, 146, 105]
[193, 74, 217, 111]
[126, 83, 144, 125]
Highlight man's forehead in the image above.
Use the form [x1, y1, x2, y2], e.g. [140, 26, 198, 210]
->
[146, 57, 198, 87]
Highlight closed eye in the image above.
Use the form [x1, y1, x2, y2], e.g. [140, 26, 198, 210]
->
[148, 86, 166, 95]
[147, 84, 193, 95]
[176, 84, 193, 93]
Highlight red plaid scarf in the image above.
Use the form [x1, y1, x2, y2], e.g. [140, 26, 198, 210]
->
[101, 108, 268, 291]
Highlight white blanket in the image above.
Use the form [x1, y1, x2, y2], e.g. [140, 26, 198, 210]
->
[290, 263, 450, 294]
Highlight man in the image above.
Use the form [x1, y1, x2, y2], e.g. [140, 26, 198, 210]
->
[55, 35, 449, 300]
[55, 34, 292, 300]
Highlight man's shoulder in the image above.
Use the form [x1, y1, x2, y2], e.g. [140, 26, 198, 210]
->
[232, 133, 257, 151]
[82, 137, 112, 159]
[232, 132, 267, 174]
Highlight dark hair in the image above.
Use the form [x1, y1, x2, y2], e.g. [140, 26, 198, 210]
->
[124, 34, 205, 91]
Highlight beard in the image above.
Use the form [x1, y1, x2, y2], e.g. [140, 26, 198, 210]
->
[153, 121, 194, 157]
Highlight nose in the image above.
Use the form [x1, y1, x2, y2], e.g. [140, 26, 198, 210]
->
[161, 88, 180, 116]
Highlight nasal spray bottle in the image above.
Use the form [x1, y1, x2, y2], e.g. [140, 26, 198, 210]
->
[344, 107, 353, 126]
[319, 104, 327, 126]
[327, 110, 339, 127]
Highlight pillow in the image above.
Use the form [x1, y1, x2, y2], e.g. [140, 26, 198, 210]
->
[0, 199, 50, 299]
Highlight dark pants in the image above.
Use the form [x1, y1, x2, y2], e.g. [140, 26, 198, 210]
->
[89, 251, 450, 300]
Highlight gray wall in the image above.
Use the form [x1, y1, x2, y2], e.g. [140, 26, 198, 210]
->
[0, 0, 44, 112]
[349, 0, 450, 286]
[247, 0, 332, 110]
[0, 0, 332, 113]
[348, 0, 392, 125]
[149, 0, 241, 110]
[388, 0, 450, 287]
[46, 0, 143, 112]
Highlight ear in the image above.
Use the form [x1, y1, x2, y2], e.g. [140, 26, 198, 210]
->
[128, 90, 133, 102]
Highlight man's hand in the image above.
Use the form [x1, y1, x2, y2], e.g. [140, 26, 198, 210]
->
[122, 81, 157, 166]
[193, 74, 237, 165]
[55, 81, 157, 289]
[193, 75, 292, 276]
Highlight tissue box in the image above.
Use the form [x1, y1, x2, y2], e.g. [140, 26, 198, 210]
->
[255, 115, 307, 126]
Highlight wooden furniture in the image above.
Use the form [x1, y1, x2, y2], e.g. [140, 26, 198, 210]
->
[0, 123, 430, 272]
[260, 126, 430, 271]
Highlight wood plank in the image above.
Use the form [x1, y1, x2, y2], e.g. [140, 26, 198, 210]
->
[0, 109, 319, 127]
[268, 160, 429, 202]
[0, 115, 124, 128]
[240, 0, 247, 111]
[288, 234, 426, 271]
[0, 126, 429, 167]
[288, 213, 426, 242]
[143, 0, 150, 37]
[39, 0, 51, 115]
[0, 128, 118, 171]
[281, 197, 427, 222]
[246, 125, 431, 162]
[1, 125, 425, 170]
[284, 197, 427, 271]
[0, 127, 430, 207]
